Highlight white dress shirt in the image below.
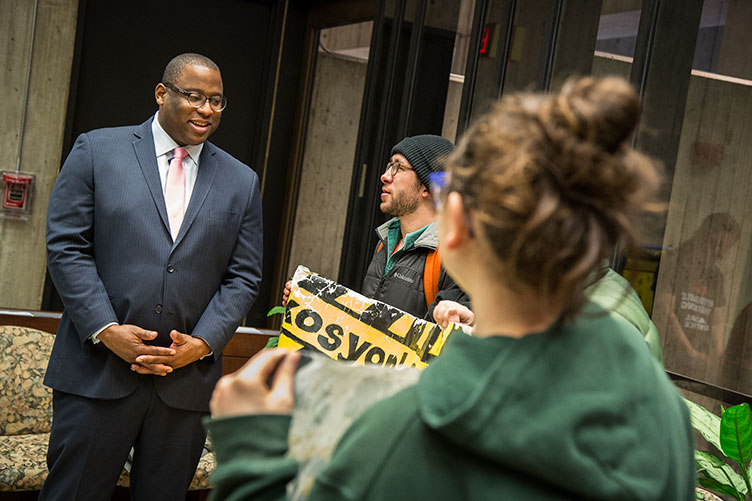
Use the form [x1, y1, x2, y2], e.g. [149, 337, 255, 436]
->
[152, 111, 203, 201]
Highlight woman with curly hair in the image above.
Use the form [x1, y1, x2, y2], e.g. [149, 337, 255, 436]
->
[206, 77, 695, 500]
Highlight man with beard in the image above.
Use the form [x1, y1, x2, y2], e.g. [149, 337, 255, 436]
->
[359, 135, 468, 319]
[283, 135, 468, 321]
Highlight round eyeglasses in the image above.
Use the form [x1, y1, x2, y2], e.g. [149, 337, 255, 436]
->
[385, 159, 412, 177]
[163, 82, 228, 112]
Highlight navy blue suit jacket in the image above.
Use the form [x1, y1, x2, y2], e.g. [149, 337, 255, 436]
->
[45, 117, 263, 412]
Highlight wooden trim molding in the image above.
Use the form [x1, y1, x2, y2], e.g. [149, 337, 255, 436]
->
[0, 309, 276, 376]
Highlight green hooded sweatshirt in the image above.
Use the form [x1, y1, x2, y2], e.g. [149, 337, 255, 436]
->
[206, 302, 695, 500]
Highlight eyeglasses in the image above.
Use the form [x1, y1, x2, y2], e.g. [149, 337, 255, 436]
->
[163, 82, 228, 112]
[384, 159, 412, 177]
[429, 171, 474, 237]
[428, 172, 447, 208]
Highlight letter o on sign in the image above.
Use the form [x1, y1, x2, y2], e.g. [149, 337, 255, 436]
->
[365, 346, 386, 365]
[295, 309, 323, 333]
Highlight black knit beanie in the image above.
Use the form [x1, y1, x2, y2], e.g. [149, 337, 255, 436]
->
[391, 134, 455, 188]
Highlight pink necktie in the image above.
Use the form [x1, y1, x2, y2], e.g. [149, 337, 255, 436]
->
[165, 147, 187, 241]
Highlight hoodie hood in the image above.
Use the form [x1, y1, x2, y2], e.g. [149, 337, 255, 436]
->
[417, 302, 693, 499]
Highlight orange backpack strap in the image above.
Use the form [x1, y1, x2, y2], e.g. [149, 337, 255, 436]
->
[424, 247, 441, 308]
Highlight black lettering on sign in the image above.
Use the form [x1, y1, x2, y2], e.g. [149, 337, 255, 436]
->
[318, 323, 344, 351]
[279, 327, 319, 352]
[403, 321, 425, 351]
[365, 346, 386, 365]
[295, 309, 323, 333]
[297, 274, 412, 346]
[384, 351, 410, 368]
[337, 333, 372, 361]
[399, 351, 409, 366]
[360, 303, 404, 338]
[419, 324, 443, 362]
[284, 299, 299, 325]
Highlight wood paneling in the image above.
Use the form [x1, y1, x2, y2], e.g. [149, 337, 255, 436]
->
[653, 74, 752, 395]
[0, 308, 61, 334]
[0, 310, 276, 376]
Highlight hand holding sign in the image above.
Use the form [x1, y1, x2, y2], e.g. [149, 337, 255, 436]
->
[279, 266, 466, 369]
[433, 300, 475, 328]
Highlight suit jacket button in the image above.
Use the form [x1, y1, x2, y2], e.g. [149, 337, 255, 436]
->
[154, 304, 163, 314]
[167, 264, 175, 273]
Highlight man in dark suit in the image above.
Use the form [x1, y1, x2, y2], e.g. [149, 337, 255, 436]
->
[41, 53, 263, 500]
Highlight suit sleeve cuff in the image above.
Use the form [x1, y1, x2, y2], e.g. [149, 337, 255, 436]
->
[90, 322, 118, 344]
[194, 336, 214, 360]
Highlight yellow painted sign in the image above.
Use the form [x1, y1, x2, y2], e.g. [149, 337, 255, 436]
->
[279, 266, 461, 369]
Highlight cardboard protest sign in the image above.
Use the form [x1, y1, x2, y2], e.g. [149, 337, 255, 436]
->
[279, 266, 462, 369]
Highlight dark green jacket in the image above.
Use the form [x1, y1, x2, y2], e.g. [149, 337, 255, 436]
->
[587, 268, 664, 364]
[361, 218, 469, 320]
[206, 302, 695, 500]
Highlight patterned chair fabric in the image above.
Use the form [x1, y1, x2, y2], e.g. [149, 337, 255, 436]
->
[0, 432, 215, 492]
[0, 326, 54, 435]
[0, 433, 50, 491]
[0, 324, 214, 492]
[0, 326, 54, 491]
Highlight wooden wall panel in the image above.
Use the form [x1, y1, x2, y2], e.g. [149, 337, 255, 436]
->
[653, 73, 752, 393]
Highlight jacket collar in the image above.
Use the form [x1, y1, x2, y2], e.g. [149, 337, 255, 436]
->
[375, 218, 438, 250]
[131, 117, 219, 250]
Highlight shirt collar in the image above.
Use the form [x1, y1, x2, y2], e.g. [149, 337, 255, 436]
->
[151, 112, 204, 164]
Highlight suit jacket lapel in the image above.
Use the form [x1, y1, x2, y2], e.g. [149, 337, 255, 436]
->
[173, 143, 218, 248]
[132, 118, 171, 235]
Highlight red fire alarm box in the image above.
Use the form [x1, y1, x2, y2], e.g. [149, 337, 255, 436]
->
[1, 171, 35, 220]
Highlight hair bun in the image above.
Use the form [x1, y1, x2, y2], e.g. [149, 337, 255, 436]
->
[557, 76, 640, 153]
[445, 76, 659, 321]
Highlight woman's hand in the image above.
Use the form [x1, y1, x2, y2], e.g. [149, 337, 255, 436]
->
[210, 348, 301, 418]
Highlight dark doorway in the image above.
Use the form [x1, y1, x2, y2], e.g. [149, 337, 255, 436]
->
[338, 0, 463, 291]
[62, 0, 273, 167]
[42, 0, 289, 327]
